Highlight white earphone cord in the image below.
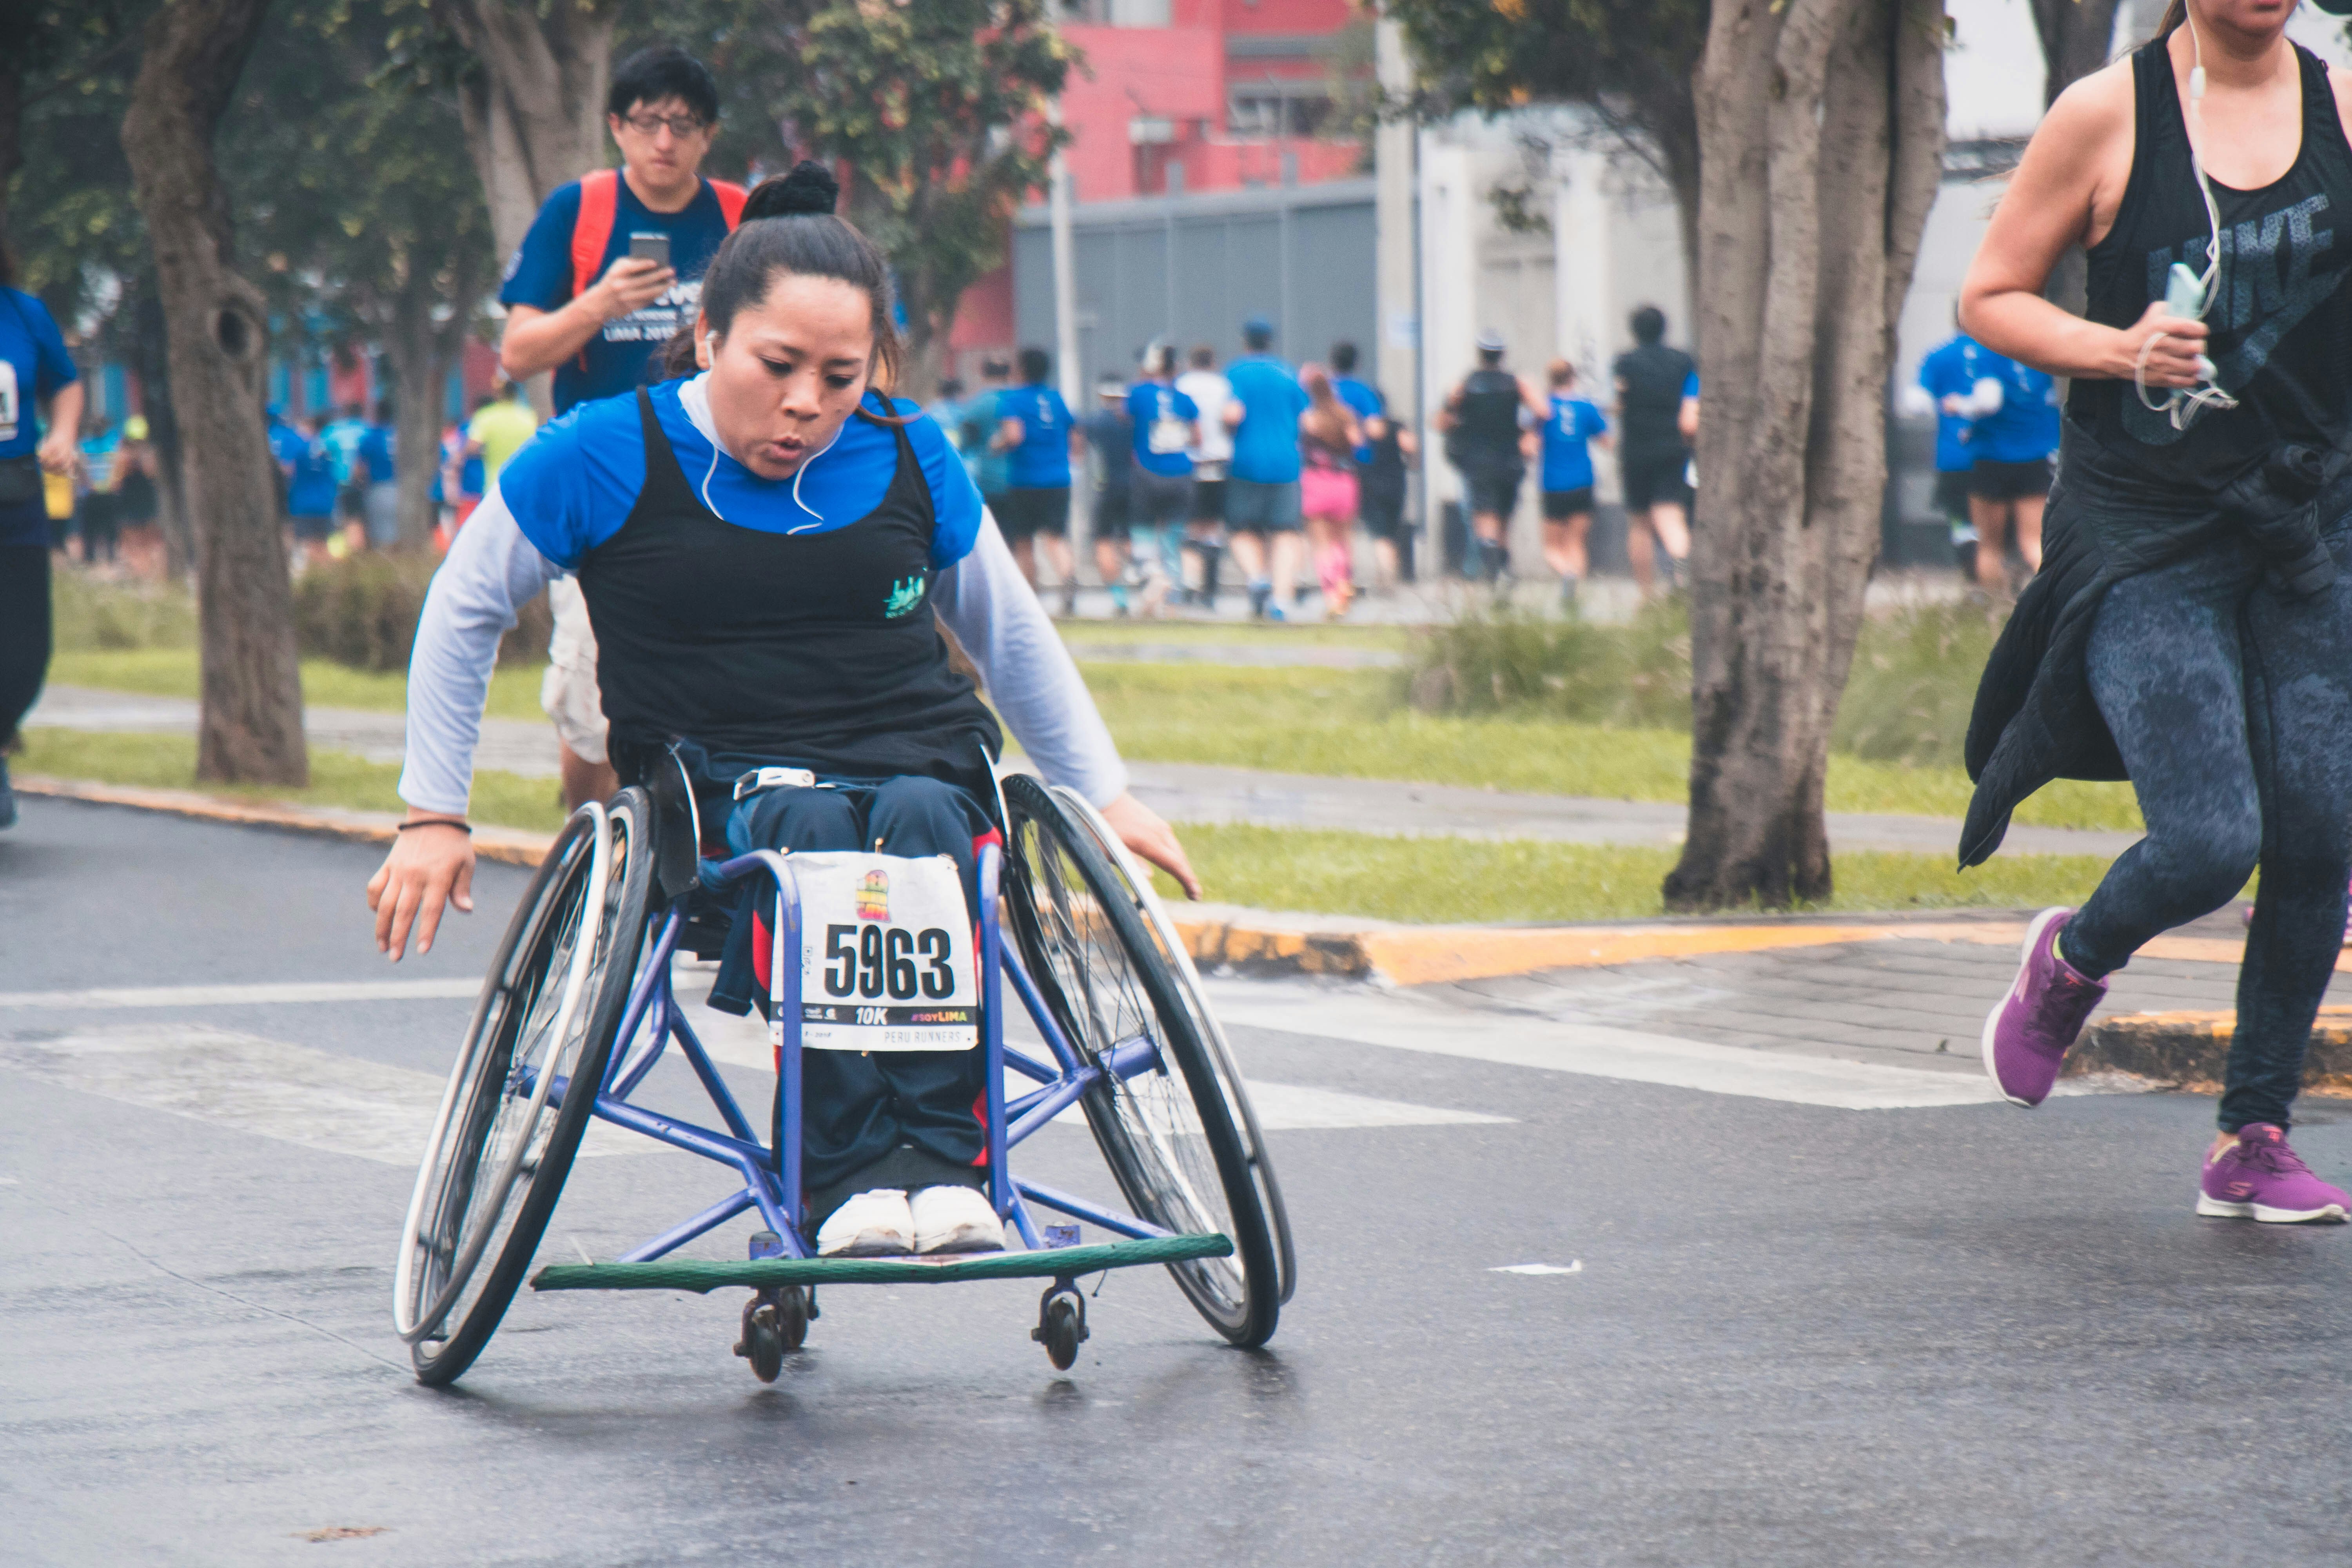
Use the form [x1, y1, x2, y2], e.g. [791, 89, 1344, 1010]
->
[2136, 12, 2240, 432]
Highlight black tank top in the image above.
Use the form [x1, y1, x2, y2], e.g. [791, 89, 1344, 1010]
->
[1450, 368, 1523, 465]
[2071, 39, 2352, 497]
[579, 388, 1002, 791]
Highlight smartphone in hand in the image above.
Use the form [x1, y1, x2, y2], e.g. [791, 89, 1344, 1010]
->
[628, 231, 671, 270]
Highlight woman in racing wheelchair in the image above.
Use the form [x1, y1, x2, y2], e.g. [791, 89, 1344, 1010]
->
[369, 162, 1200, 1262]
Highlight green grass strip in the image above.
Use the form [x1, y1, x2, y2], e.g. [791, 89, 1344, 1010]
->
[1148, 822, 2115, 925]
[529, 1232, 1234, 1293]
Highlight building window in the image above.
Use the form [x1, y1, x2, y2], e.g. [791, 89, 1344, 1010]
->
[1229, 87, 1333, 140]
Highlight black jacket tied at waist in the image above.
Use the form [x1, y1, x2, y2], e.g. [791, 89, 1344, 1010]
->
[1960, 431, 2349, 869]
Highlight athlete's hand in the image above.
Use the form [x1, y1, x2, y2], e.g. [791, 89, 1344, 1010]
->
[35, 425, 77, 475]
[368, 818, 477, 960]
[586, 256, 676, 321]
[1098, 791, 1203, 902]
[2114, 298, 2210, 389]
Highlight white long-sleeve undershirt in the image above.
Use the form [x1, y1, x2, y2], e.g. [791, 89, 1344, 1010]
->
[398, 473, 1128, 817]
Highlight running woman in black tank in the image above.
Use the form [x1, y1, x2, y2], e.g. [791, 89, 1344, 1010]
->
[1960, 1, 2352, 1221]
[372, 165, 1203, 1257]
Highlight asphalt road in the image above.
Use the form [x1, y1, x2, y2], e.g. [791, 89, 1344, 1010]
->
[4, 798, 2349, 1566]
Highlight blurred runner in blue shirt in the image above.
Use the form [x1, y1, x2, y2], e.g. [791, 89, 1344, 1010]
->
[990, 346, 1079, 608]
[1222, 317, 1309, 619]
[358, 401, 399, 549]
[1916, 323, 1983, 575]
[0, 276, 83, 829]
[1948, 343, 2056, 594]
[1539, 358, 1610, 608]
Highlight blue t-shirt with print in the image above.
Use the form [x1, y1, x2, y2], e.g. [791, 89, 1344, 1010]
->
[358, 423, 395, 484]
[1917, 334, 1981, 474]
[1127, 382, 1199, 478]
[1970, 349, 2060, 465]
[1541, 395, 1609, 493]
[1333, 374, 1383, 464]
[999, 383, 1073, 489]
[286, 436, 339, 517]
[319, 416, 368, 485]
[1226, 354, 1310, 484]
[0, 287, 78, 548]
[494, 377, 982, 573]
[498, 176, 736, 413]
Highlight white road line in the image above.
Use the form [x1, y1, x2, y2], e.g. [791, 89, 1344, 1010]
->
[0, 979, 482, 1011]
[1492, 1261, 1583, 1276]
[1204, 980, 2008, 1111]
[0, 1025, 648, 1164]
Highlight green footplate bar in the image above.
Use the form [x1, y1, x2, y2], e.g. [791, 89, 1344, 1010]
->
[529, 1233, 1232, 1294]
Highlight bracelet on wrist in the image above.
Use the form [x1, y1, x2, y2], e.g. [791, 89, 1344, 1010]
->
[397, 818, 472, 835]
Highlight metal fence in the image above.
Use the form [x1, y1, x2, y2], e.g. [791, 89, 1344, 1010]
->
[1013, 178, 1378, 386]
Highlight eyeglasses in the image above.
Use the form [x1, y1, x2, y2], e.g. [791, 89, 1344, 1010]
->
[620, 111, 709, 138]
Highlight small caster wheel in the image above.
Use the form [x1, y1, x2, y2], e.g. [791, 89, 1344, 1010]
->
[733, 1293, 785, 1383]
[1031, 1283, 1089, 1371]
[777, 1284, 809, 1353]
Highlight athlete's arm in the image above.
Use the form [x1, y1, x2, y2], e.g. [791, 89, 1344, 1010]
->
[369, 486, 566, 958]
[933, 517, 1200, 898]
[1961, 64, 2205, 387]
[498, 258, 677, 380]
[36, 381, 83, 474]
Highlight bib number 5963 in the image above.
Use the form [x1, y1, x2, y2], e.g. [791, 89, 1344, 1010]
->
[823, 924, 956, 1001]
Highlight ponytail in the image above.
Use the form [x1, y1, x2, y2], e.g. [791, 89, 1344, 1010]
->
[2154, 0, 2186, 38]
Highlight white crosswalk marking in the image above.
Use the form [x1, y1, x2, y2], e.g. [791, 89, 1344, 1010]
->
[0, 979, 481, 1011]
[1203, 978, 2009, 1111]
[0, 1025, 646, 1164]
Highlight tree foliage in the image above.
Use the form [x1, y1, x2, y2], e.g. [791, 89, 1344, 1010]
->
[1384, 0, 1707, 263]
[696, 0, 1074, 399]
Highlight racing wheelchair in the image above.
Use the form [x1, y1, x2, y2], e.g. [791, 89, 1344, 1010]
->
[390, 770, 1295, 1385]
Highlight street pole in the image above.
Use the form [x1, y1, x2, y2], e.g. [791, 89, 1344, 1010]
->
[1047, 94, 1085, 582]
[1374, 11, 1423, 573]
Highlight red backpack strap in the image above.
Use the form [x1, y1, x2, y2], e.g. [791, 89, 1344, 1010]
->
[570, 169, 619, 303]
[710, 178, 748, 229]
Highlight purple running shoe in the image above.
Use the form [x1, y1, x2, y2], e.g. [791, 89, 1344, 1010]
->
[1980, 907, 2107, 1108]
[2197, 1124, 2350, 1223]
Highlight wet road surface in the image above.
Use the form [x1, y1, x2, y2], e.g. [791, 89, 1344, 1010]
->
[4, 798, 2349, 1565]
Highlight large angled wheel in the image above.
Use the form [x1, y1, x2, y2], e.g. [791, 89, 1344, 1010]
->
[1045, 784, 1297, 1307]
[393, 789, 654, 1385]
[1000, 774, 1279, 1348]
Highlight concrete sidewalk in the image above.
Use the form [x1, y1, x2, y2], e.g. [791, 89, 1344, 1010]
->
[25, 682, 2134, 860]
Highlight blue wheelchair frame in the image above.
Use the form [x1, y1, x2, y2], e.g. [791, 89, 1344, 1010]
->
[561, 844, 1178, 1263]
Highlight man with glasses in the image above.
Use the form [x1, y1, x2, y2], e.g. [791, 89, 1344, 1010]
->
[494, 45, 745, 809]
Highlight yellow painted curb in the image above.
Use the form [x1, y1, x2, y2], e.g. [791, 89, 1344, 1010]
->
[15, 775, 556, 867]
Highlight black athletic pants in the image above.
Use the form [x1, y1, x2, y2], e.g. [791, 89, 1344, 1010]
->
[2060, 521, 2352, 1132]
[0, 545, 51, 746]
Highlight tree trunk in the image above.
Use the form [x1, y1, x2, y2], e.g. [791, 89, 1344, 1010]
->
[2031, 0, 2124, 109]
[445, 0, 613, 259]
[121, 0, 308, 786]
[129, 281, 197, 578]
[1664, 0, 1945, 911]
[379, 257, 480, 555]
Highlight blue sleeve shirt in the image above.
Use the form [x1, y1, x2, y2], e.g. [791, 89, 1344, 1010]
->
[497, 176, 737, 413]
[1541, 395, 1608, 493]
[495, 377, 982, 573]
[1333, 375, 1383, 464]
[286, 437, 341, 516]
[0, 286, 78, 464]
[1918, 336, 1981, 474]
[1128, 382, 1199, 477]
[358, 424, 396, 485]
[1002, 384, 1073, 489]
[1226, 356, 1310, 484]
[1970, 349, 2060, 465]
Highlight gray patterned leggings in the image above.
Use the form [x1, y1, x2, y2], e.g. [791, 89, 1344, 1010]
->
[2060, 524, 2352, 1131]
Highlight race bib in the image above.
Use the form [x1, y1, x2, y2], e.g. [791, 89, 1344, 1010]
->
[1149, 417, 1191, 455]
[786, 852, 978, 1052]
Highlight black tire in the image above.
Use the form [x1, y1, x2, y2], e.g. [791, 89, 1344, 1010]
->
[1042, 1296, 1082, 1371]
[394, 791, 655, 1385]
[1042, 784, 1298, 1307]
[1000, 774, 1279, 1348]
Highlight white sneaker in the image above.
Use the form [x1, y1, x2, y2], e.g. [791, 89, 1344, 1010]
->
[815, 1189, 915, 1257]
[910, 1185, 1006, 1255]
